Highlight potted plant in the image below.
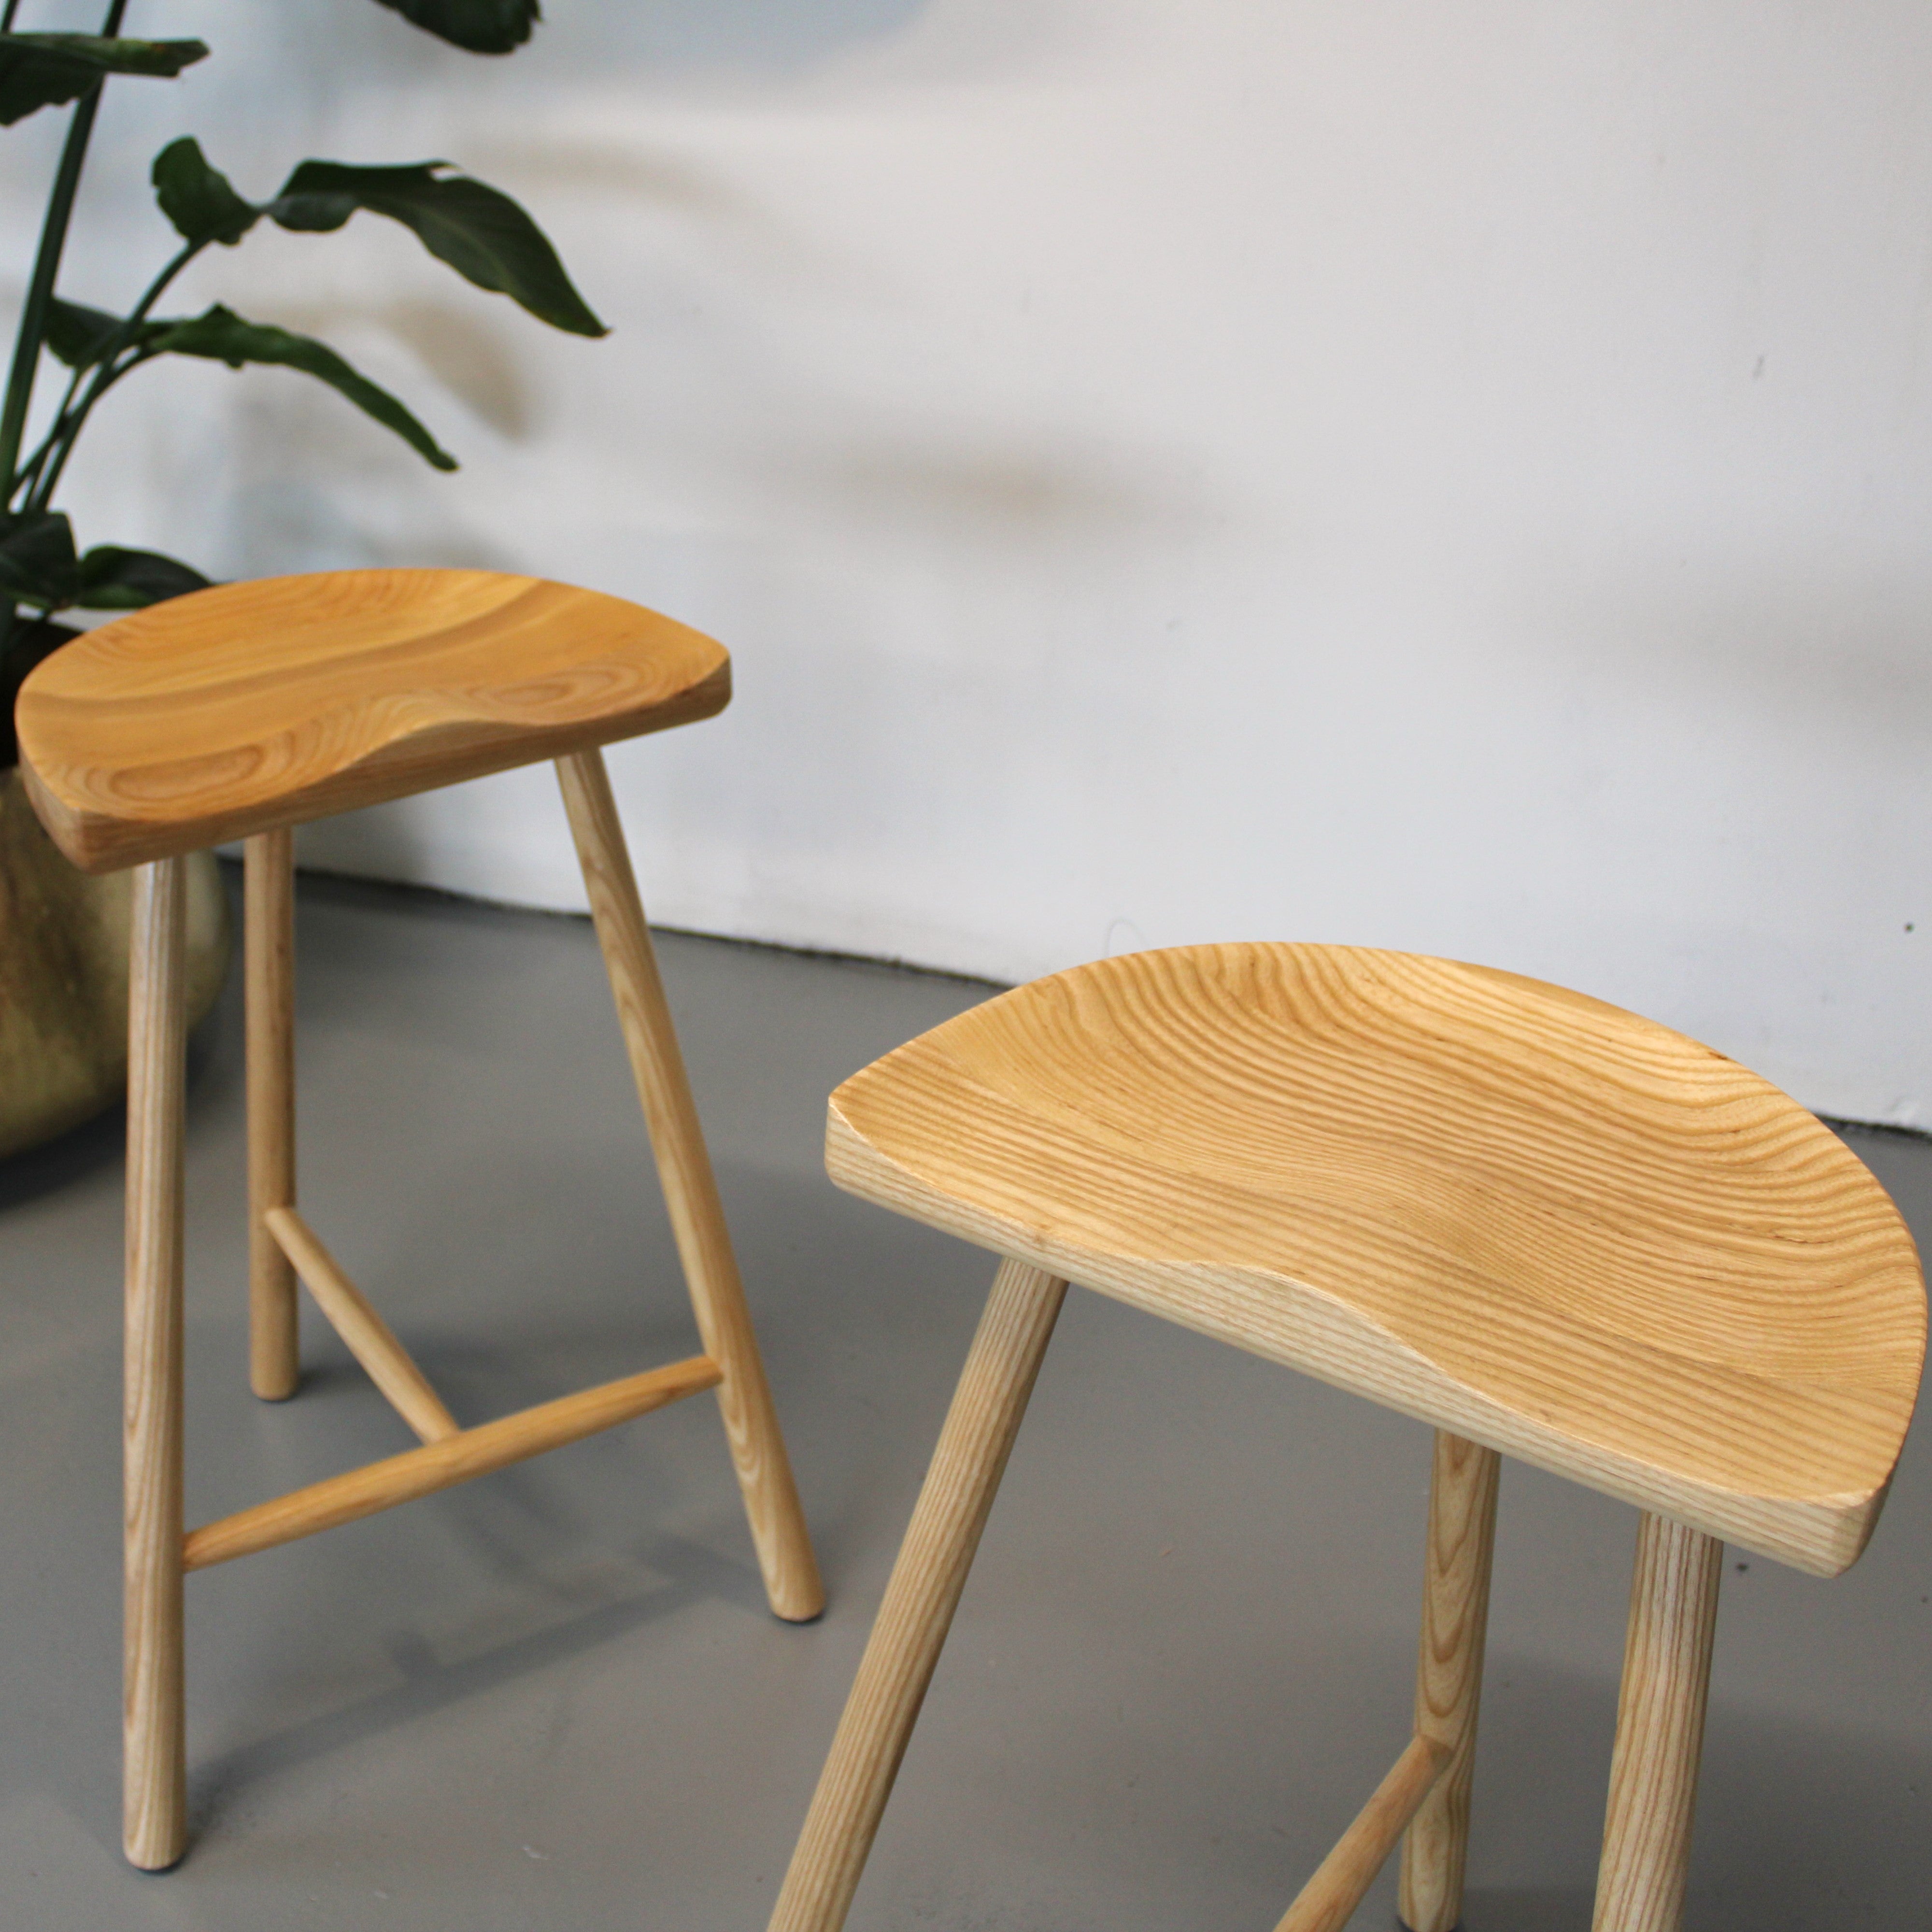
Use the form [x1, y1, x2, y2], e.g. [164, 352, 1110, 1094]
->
[0, 0, 603, 1157]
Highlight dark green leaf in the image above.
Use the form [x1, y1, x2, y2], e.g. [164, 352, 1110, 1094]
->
[153, 136, 258, 247]
[368, 0, 539, 56]
[1, 611, 79, 767]
[44, 298, 169, 371]
[76, 545, 212, 611]
[0, 511, 78, 610]
[44, 298, 124, 370]
[0, 33, 208, 128]
[270, 161, 606, 337]
[148, 305, 457, 470]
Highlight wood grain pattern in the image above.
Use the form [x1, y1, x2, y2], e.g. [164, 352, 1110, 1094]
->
[16, 569, 731, 872]
[1592, 1515, 1723, 1932]
[182, 1354, 722, 1571]
[266, 1208, 459, 1444]
[124, 858, 187, 1871]
[1399, 1432, 1501, 1932]
[1274, 1734, 1451, 1932]
[827, 944, 1926, 1575]
[768, 1260, 1068, 1932]
[245, 828, 299, 1400]
[558, 748, 824, 1623]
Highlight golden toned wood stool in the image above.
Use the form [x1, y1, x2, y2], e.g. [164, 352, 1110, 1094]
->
[15, 568, 824, 1871]
[768, 943, 1925, 1932]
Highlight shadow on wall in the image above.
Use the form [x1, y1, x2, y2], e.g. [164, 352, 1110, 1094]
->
[758, 436, 1224, 555]
[166, 0, 1163, 568]
[518, 0, 939, 75]
[217, 385, 507, 579]
[380, 300, 536, 439]
[263, 0, 941, 87]
[1531, 558, 1932, 735]
[103, 0, 1229, 806]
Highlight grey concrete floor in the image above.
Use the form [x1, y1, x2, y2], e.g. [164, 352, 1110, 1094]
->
[1, 870, 1929, 1931]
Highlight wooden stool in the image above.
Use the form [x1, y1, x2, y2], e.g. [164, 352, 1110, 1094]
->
[767, 944, 1925, 1932]
[15, 568, 824, 1871]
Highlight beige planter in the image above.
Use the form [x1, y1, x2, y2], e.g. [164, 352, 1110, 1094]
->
[0, 766, 230, 1160]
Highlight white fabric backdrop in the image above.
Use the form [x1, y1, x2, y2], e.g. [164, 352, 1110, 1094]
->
[8, 0, 1931, 1122]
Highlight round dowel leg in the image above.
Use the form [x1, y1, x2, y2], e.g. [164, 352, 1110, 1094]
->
[125, 857, 188, 1870]
[1591, 1513, 1723, 1932]
[768, 1259, 1068, 1932]
[557, 749, 824, 1621]
[1400, 1431, 1501, 1932]
[245, 828, 298, 1400]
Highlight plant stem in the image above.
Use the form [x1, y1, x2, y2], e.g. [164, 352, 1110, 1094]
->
[26, 236, 201, 510]
[0, 0, 132, 500]
[29, 344, 165, 510]
[10, 359, 89, 505]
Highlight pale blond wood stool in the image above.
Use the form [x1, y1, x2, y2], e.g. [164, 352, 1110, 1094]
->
[15, 568, 824, 1871]
[768, 943, 1926, 1932]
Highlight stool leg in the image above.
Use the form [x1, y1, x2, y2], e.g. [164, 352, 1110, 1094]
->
[1591, 1513, 1722, 1932]
[556, 748, 824, 1622]
[1400, 1431, 1501, 1932]
[245, 828, 299, 1400]
[125, 857, 188, 1870]
[769, 1259, 1068, 1932]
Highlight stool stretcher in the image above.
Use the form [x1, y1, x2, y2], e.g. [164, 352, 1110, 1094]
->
[184, 1354, 722, 1570]
[1273, 1733, 1451, 1932]
[266, 1208, 459, 1443]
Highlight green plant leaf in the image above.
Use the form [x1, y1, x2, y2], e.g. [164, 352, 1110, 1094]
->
[44, 298, 124, 369]
[0, 510, 79, 609]
[148, 304, 457, 470]
[1, 611, 79, 766]
[44, 297, 169, 370]
[369, 0, 540, 56]
[153, 136, 258, 247]
[76, 545, 212, 611]
[0, 33, 208, 128]
[270, 161, 606, 337]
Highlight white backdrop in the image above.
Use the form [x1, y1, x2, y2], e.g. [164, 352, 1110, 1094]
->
[8, 0, 1931, 1122]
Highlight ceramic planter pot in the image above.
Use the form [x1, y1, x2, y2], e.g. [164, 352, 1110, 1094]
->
[0, 765, 229, 1159]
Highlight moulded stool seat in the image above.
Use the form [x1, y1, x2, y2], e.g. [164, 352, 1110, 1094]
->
[768, 943, 1926, 1932]
[16, 568, 824, 1871]
[17, 567, 735, 870]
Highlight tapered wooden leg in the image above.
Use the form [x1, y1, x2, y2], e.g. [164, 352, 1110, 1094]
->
[245, 828, 298, 1400]
[556, 748, 824, 1621]
[1591, 1513, 1722, 1932]
[125, 858, 188, 1870]
[768, 1259, 1068, 1932]
[1400, 1431, 1501, 1932]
